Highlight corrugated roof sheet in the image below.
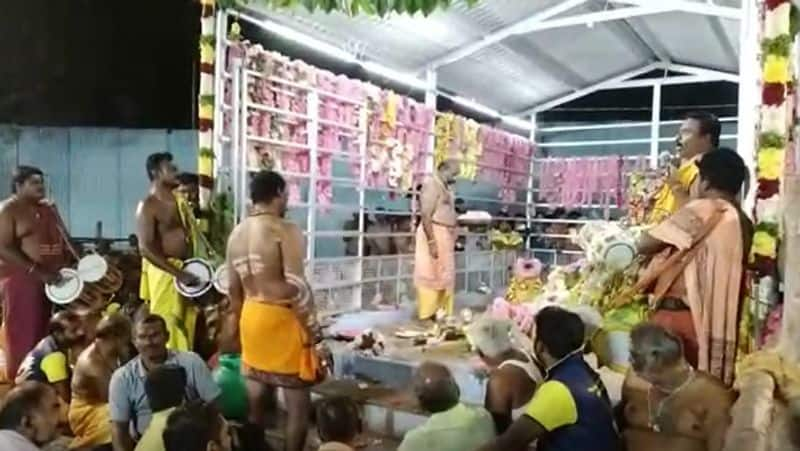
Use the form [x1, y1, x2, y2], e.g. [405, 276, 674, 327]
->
[245, 0, 740, 115]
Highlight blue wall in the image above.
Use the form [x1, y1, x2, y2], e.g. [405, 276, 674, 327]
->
[0, 125, 197, 239]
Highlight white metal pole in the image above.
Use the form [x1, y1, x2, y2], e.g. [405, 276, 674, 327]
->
[737, 0, 759, 216]
[238, 70, 248, 223]
[356, 104, 368, 310]
[650, 83, 662, 169]
[526, 114, 537, 250]
[424, 68, 438, 175]
[306, 91, 320, 268]
[230, 55, 242, 223]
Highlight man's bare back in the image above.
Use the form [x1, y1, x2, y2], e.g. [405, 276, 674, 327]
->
[227, 214, 303, 302]
[622, 371, 734, 451]
[136, 194, 188, 261]
[71, 343, 117, 404]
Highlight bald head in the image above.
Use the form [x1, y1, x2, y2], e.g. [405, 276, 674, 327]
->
[437, 158, 460, 184]
[630, 323, 683, 374]
[413, 362, 460, 413]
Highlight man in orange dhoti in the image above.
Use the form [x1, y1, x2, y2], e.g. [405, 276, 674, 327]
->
[635, 148, 753, 385]
[415, 159, 460, 320]
[224, 171, 321, 451]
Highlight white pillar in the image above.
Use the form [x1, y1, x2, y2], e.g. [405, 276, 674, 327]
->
[424, 68, 438, 176]
[526, 114, 537, 250]
[737, 0, 759, 216]
[650, 83, 662, 169]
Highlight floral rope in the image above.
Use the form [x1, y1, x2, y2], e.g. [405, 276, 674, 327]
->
[752, 0, 797, 341]
[198, 0, 217, 211]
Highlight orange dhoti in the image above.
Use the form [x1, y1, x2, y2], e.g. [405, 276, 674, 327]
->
[414, 223, 456, 320]
[240, 300, 319, 388]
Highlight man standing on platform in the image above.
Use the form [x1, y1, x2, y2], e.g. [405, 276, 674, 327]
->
[224, 170, 321, 451]
[649, 112, 721, 223]
[0, 166, 72, 381]
[136, 152, 200, 352]
[414, 159, 460, 320]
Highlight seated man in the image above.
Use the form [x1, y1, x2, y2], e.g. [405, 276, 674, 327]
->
[466, 317, 541, 434]
[398, 361, 495, 451]
[163, 400, 232, 451]
[110, 314, 220, 451]
[316, 397, 361, 451]
[477, 307, 619, 451]
[16, 310, 87, 403]
[619, 323, 733, 451]
[69, 313, 132, 451]
[135, 365, 187, 451]
[0, 382, 61, 451]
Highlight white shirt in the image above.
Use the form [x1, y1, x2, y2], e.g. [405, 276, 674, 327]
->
[0, 430, 40, 451]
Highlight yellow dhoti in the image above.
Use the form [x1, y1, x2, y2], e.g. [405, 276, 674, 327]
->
[240, 300, 319, 388]
[139, 258, 197, 351]
[414, 223, 456, 319]
[68, 397, 111, 449]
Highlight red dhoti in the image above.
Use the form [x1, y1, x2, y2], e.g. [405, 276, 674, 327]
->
[1, 270, 50, 380]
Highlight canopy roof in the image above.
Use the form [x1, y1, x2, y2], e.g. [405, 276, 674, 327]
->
[242, 0, 741, 117]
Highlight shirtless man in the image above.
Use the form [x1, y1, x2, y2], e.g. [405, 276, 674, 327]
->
[0, 166, 71, 380]
[619, 323, 734, 451]
[225, 170, 321, 451]
[414, 159, 460, 320]
[69, 313, 132, 451]
[466, 317, 541, 438]
[135, 152, 200, 351]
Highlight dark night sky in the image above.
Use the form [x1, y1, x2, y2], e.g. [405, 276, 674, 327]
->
[0, 1, 735, 128]
[0, 0, 200, 129]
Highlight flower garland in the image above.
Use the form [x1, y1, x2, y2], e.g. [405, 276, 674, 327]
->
[198, 0, 217, 211]
[752, 0, 796, 287]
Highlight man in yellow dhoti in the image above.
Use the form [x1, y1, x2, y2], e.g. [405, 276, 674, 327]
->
[224, 171, 322, 451]
[136, 152, 201, 352]
[648, 112, 721, 224]
[415, 159, 460, 320]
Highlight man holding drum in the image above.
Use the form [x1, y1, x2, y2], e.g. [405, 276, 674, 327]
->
[0, 166, 72, 381]
[135, 152, 201, 352]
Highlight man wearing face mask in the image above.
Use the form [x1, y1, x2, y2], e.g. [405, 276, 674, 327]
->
[477, 307, 620, 451]
[649, 112, 721, 224]
[414, 158, 460, 320]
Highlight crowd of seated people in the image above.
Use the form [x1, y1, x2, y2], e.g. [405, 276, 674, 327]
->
[0, 301, 789, 451]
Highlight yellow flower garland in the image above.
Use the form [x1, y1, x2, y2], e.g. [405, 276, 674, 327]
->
[752, 230, 779, 259]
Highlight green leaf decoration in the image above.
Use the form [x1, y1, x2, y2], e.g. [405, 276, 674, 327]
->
[199, 95, 215, 107]
[199, 147, 216, 159]
[762, 35, 792, 57]
[232, 0, 475, 15]
[791, 4, 800, 37]
[760, 131, 785, 148]
[755, 221, 780, 236]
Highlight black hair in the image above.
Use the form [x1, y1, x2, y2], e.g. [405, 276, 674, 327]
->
[11, 166, 43, 194]
[163, 400, 225, 451]
[250, 170, 286, 204]
[48, 310, 81, 336]
[145, 366, 187, 412]
[176, 172, 199, 186]
[686, 111, 721, 148]
[696, 147, 747, 196]
[146, 152, 173, 181]
[0, 382, 54, 429]
[630, 323, 684, 373]
[316, 397, 361, 444]
[136, 314, 168, 336]
[535, 307, 585, 359]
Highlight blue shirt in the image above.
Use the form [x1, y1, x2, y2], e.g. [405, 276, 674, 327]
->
[524, 354, 619, 451]
[109, 351, 220, 436]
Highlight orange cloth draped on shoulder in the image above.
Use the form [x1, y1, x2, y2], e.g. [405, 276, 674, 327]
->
[240, 299, 319, 388]
[645, 198, 745, 385]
